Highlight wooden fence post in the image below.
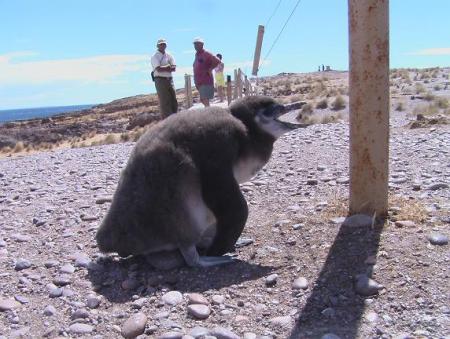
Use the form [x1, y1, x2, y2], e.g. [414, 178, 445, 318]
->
[184, 74, 193, 108]
[233, 69, 238, 99]
[226, 75, 232, 105]
[252, 25, 265, 76]
[237, 69, 243, 98]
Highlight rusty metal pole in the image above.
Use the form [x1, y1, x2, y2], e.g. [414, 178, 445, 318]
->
[349, 0, 390, 217]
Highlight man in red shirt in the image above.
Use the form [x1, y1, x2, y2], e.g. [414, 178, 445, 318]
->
[193, 38, 221, 107]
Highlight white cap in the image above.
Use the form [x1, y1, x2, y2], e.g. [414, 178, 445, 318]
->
[193, 37, 204, 44]
[157, 38, 167, 45]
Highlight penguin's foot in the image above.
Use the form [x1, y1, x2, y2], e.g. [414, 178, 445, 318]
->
[180, 245, 236, 267]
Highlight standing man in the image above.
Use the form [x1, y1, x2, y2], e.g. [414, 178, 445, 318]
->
[192, 37, 221, 107]
[151, 38, 178, 118]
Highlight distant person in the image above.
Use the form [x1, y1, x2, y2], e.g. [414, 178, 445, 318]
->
[214, 54, 225, 102]
[192, 37, 221, 107]
[151, 38, 178, 118]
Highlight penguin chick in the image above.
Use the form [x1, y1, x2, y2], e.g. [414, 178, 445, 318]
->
[95, 96, 306, 268]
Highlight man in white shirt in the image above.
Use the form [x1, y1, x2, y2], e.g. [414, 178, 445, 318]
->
[151, 38, 178, 118]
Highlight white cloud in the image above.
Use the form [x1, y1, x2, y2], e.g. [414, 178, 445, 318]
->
[410, 47, 450, 56]
[0, 52, 149, 86]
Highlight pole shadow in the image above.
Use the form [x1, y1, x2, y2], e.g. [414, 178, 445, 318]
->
[289, 221, 384, 339]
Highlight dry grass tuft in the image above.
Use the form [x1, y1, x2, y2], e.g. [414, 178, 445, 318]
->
[316, 99, 328, 109]
[395, 102, 405, 111]
[331, 95, 346, 111]
[301, 103, 313, 114]
[13, 141, 25, 153]
[320, 194, 428, 224]
[412, 104, 439, 116]
[389, 195, 428, 223]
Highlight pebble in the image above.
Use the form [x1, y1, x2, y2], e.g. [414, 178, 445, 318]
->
[365, 311, 378, 323]
[14, 295, 29, 304]
[95, 196, 113, 204]
[210, 326, 240, 339]
[47, 283, 63, 298]
[11, 233, 31, 242]
[60, 263, 76, 274]
[189, 327, 210, 338]
[69, 323, 94, 334]
[158, 332, 184, 339]
[71, 308, 90, 320]
[86, 295, 102, 309]
[343, 214, 373, 227]
[235, 237, 254, 247]
[43, 304, 57, 316]
[74, 253, 91, 268]
[121, 312, 147, 338]
[0, 299, 21, 311]
[44, 259, 59, 268]
[187, 293, 209, 305]
[187, 304, 211, 319]
[269, 315, 293, 327]
[354, 274, 384, 296]
[265, 274, 278, 286]
[292, 277, 309, 290]
[10, 327, 30, 338]
[14, 258, 32, 271]
[427, 232, 448, 245]
[426, 183, 449, 190]
[212, 295, 225, 305]
[395, 220, 416, 228]
[162, 291, 183, 306]
[53, 275, 71, 286]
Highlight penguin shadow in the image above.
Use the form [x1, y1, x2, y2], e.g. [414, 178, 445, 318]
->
[288, 221, 384, 339]
[87, 254, 275, 304]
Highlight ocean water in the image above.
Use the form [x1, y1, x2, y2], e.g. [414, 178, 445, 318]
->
[0, 104, 95, 124]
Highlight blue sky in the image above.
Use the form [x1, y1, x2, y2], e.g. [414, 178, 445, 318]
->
[0, 0, 449, 109]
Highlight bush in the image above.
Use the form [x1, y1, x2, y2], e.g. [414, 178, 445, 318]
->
[413, 104, 438, 116]
[13, 141, 25, 153]
[435, 97, 449, 109]
[316, 99, 328, 109]
[301, 103, 313, 114]
[423, 92, 435, 101]
[395, 102, 404, 111]
[415, 83, 426, 94]
[331, 96, 346, 110]
[433, 84, 442, 91]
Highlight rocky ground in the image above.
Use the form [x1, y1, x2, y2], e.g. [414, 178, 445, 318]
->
[0, 68, 449, 339]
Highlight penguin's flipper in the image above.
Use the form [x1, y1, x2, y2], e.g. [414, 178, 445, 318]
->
[201, 167, 249, 256]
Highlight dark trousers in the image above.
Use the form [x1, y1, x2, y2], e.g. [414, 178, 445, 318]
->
[155, 77, 178, 118]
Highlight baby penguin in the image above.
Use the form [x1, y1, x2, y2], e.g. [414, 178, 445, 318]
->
[96, 96, 305, 267]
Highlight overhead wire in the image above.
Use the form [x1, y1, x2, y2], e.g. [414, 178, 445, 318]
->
[259, 0, 302, 73]
[265, 0, 283, 28]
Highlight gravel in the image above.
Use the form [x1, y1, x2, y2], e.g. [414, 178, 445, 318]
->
[0, 70, 449, 338]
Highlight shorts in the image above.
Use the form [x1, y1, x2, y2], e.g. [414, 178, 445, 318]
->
[198, 85, 214, 99]
[215, 72, 225, 87]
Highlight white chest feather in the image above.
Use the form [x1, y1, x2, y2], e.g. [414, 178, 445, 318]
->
[233, 157, 266, 183]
